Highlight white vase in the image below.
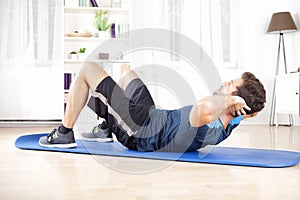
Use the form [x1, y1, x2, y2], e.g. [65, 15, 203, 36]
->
[97, 30, 110, 38]
[70, 54, 77, 60]
[77, 53, 86, 60]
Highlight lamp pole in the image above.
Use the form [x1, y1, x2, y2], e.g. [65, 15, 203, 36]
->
[267, 12, 297, 126]
[269, 32, 293, 126]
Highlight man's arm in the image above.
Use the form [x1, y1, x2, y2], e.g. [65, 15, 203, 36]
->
[189, 95, 250, 127]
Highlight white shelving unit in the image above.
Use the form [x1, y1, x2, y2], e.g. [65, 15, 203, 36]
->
[64, 4, 130, 88]
[63, 4, 131, 109]
[63, 3, 131, 132]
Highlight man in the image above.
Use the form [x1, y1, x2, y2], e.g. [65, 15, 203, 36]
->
[39, 63, 266, 152]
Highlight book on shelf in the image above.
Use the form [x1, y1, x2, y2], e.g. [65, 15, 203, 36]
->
[79, 0, 90, 7]
[65, 0, 129, 8]
[90, 0, 98, 7]
[65, 0, 91, 7]
[116, 23, 130, 38]
[64, 92, 69, 112]
[64, 73, 72, 90]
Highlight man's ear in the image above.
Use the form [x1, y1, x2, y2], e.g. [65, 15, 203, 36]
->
[243, 112, 259, 119]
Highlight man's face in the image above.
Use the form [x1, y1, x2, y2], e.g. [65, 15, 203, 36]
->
[213, 78, 243, 95]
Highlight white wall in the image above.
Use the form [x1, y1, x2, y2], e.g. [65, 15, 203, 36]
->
[0, 67, 63, 120]
[230, 0, 300, 125]
[131, 0, 300, 125]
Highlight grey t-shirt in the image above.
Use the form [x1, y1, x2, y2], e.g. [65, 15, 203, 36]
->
[133, 106, 243, 152]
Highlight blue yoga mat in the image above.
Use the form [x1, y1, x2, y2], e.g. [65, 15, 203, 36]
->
[15, 133, 300, 168]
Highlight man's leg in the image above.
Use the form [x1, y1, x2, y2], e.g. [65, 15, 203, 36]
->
[39, 63, 109, 148]
[82, 64, 155, 149]
[87, 63, 154, 127]
[119, 64, 138, 90]
[119, 64, 155, 107]
[64, 62, 109, 128]
[105, 64, 156, 150]
[81, 64, 136, 142]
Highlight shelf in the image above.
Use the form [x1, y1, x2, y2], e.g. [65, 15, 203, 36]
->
[64, 7, 129, 14]
[64, 36, 105, 42]
[64, 59, 130, 63]
[64, 36, 129, 43]
[64, 60, 127, 73]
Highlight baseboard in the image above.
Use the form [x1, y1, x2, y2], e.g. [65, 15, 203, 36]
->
[0, 120, 62, 127]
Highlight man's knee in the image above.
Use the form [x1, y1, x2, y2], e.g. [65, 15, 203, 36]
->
[78, 62, 106, 80]
[120, 71, 139, 90]
[121, 64, 131, 75]
[76, 62, 108, 90]
[79, 62, 99, 75]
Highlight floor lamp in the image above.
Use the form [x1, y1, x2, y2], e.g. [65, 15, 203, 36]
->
[267, 12, 298, 126]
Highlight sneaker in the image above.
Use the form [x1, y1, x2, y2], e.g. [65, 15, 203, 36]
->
[39, 128, 77, 148]
[81, 122, 113, 142]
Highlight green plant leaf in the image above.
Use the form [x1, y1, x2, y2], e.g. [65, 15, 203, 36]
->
[95, 10, 111, 31]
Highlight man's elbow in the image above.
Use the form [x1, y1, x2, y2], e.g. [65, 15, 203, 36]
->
[197, 101, 213, 124]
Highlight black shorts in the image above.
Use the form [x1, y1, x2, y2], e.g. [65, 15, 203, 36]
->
[87, 76, 155, 149]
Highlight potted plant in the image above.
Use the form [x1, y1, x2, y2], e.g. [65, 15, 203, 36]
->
[77, 48, 86, 60]
[70, 51, 77, 60]
[95, 10, 111, 38]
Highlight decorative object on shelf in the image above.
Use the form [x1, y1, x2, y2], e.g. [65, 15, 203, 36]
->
[116, 52, 123, 60]
[97, 30, 110, 38]
[67, 30, 93, 37]
[298, 67, 300, 72]
[65, 0, 79, 7]
[70, 51, 78, 60]
[267, 11, 298, 126]
[99, 53, 109, 60]
[78, 48, 86, 60]
[95, 10, 111, 38]
[79, 48, 86, 53]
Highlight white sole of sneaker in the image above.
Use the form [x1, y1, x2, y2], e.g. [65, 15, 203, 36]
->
[39, 138, 77, 148]
[81, 138, 113, 143]
[39, 142, 77, 148]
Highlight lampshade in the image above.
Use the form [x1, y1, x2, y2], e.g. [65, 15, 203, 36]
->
[267, 12, 298, 34]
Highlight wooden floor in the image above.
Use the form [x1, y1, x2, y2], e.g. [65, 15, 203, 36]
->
[0, 125, 299, 200]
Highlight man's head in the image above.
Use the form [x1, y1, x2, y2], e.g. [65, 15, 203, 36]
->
[214, 72, 266, 115]
[233, 72, 266, 115]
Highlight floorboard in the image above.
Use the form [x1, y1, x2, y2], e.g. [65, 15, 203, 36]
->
[0, 125, 299, 200]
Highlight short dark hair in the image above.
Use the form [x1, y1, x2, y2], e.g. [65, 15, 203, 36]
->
[233, 72, 266, 114]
